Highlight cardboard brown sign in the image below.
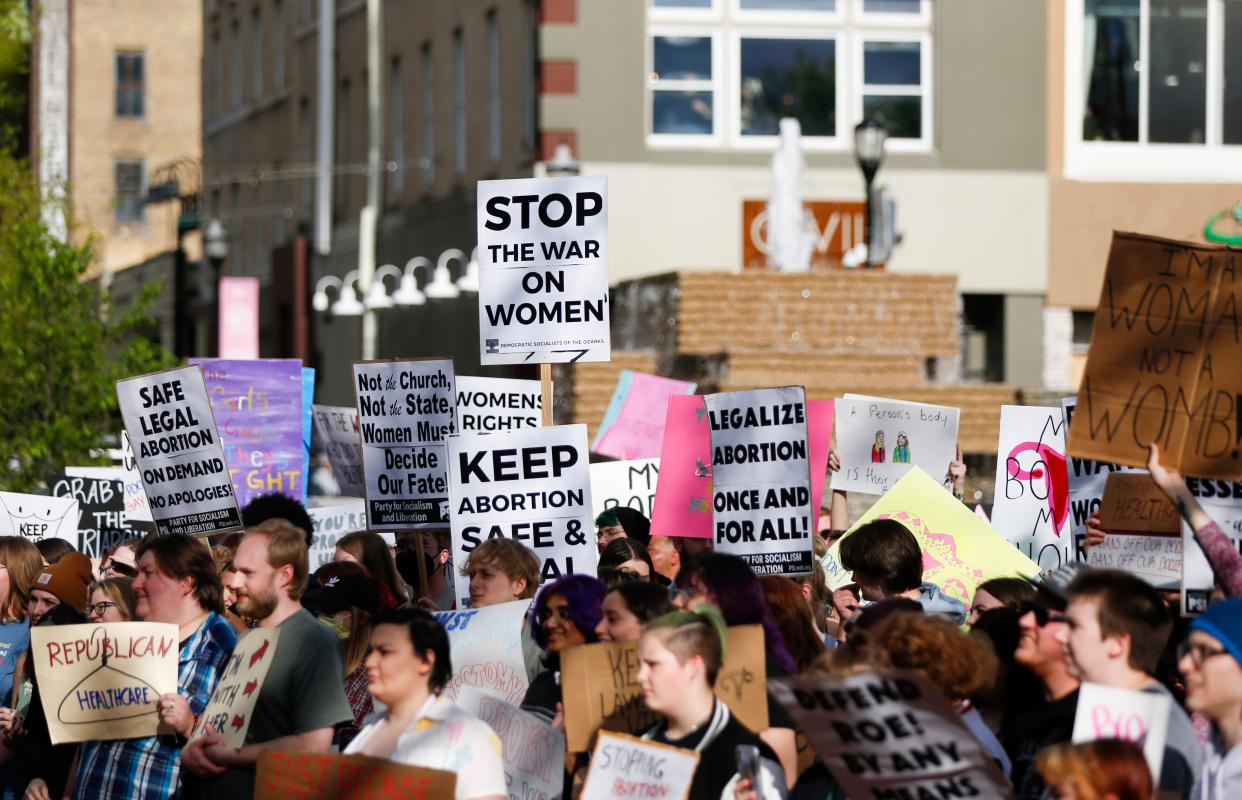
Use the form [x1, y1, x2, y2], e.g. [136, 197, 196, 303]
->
[560, 624, 768, 753]
[255, 750, 456, 800]
[1067, 232, 1242, 480]
[1098, 473, 1180, 534]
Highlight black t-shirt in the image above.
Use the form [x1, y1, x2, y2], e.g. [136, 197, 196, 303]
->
[1001, 688, 1079, 800]
[648, 702, 778, 800]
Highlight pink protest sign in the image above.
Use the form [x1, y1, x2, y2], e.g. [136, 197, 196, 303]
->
[592, 371, 696, 460]
[219, 276, 260, 359]
[650, 395, 833, 539]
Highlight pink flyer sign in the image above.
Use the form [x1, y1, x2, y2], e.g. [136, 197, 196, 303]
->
[218, 276, 260, 359]
[592, 371, 696, 460]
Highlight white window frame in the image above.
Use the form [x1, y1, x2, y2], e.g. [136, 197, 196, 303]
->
[648, 0, 722, 23]
[730, 0, 843, 26]
[730, 28, 846, 151]
[852, 0, 931, 28]
[645, 27, 723, 147]
[1063, 0, 1242, 182]
[852, 31, 932, 152]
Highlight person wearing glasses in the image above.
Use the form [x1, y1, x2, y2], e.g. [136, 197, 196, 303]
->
[99, 538, 143, 580]
[1179, 597, 1242, 798]
[520, 575, 606, 724]
[84, 577, 136, 622]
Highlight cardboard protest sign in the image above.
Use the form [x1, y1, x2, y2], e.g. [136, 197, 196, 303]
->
[477, 175, 610, 365]
[593, 371, 697, 460]
[1062, 396, 1144, 552]
[1088, 473, 1181, 587]
[191, 358, 307, 505]
[455, 375, 543, 433]
[1180, 477, 1242, 614]
[1068, 232, 1242, 480]
[561, 625, 768, 753]
[706, 387, 814, 575]
[48, 474, 156, 558]
[1072, 682, 1171, 785]
[0, 491, 78, 544]
[255, 750, 455, 800]
[770, 670, 1014, 800]
[582, 731, 699, 800]
[306, 497, 370, 569]
[30, 622, 178, 744]
[449, 424, 595, 605]
[311, 404, 365, 498]
[432, 600, 531, 705]
[353, 358, 456, 529]
[820, 467, 1040, 600]
[116, 366, 243, 536]
[992, 405, 1073, 570]
[591, 458, 660, 520]
[833, 395, 960, 494]
[457, 688, 565, 800]
[194, 628, 280, 748]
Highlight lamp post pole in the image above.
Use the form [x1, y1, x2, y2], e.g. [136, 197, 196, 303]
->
[359, 0, 383, 360]
[853, 118, 888, 269]
[204, 219, 228, 356]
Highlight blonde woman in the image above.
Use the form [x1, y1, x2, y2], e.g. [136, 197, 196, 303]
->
[84, 577, 137, 622]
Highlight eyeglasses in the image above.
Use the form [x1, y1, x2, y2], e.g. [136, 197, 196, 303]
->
[105, 561, 138, 578]
[84, 601, 118, 617]
[1016, 600, 1066, 627]
[1177, 641, 1233, 667]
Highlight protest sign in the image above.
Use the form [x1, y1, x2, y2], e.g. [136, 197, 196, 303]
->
[706, 387, 814, 575]
[561, 625, 768, 753]
[0, 491, 78, 544]
[353, 358, 456, 529]
[194, 628, 280, 748]
[1180, 477, 1242, 614]
[306, 497, 370, 569]
[117, 366, 242, 537]
[820, 467, 1040, 600]
[591, 458, 660, 520]
[1087, 473, 1181, 587]
[431, 600, 531, 705]
[833, 395, 959, 494]
[449, 424, 595, 604]
[255, 750, 456, 800]
[48, 474, 155, 558]
[992, 405, 1073, 570]
[581, 731, 699, 800]
[312, 404, 365, 498]
[1072, 682, 1171, 785]
[457, 688, 565, 800]
[592, 370, 697, 460]
[1068, 233, 1242, 480]
[770, 670, 1014, 800]
[67, 430, 153, 523]
[30, 622, 178, 744]
[1062, 396, 1144, 553]
[650, 395, 713, 539]
[477, 174, 610, 365]
[455, 375, 542, 433]
[301, 367, 315, 485]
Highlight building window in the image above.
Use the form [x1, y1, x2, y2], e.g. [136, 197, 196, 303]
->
[648, 33, 718, 139]
[454, 28, 466, 175]
[487, 10, 501, 163]
[211, 33, 223, 118]
[390, 57, 404, 197]
[231, 20, 243, 109]
[422, 44, 436, 185]
[252, 9, 264, 99]
[856, 36, 928, 143]
[114, 160, 145, 223]
[274, 0, 285, 90]
[115, 51, 145, 118]
[739, 35, 836, 137]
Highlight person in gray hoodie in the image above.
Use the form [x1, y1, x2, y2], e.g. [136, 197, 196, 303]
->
[837, 518, 967, 625]
[1180, 596, 1242, 799]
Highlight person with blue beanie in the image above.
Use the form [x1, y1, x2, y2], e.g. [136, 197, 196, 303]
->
[1180, 597, 1242, 799]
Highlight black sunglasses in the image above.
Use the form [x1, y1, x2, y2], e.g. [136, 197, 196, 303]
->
[1016, 600, 1065, 627]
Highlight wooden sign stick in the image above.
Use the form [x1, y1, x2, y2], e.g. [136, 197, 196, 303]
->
[540, 363, 554, 426]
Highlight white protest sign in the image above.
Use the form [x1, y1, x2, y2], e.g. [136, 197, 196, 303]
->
[116, 366, 242, 536]
[477, 175, 610, 364]
[706, 387, 814, 576]
[833, 395, 959, 495]
[431, 600, 531, 706]
[457, 687, 565, 800]
[0, 492, 77, 544]
[1062, 396, 1143, 556]
[590, 458, 659, 520]
[311, 404, 364, 498]
[770, 670, 1014, 800]
[455, 376, 543, 433]
[449, 424, 596, 607]
[992, 405, 1073, 571]
[306, 497, 370, 570]
[1180, 478, 1242, 614]
[194, 627, 280, 748]
[67, 430, 153, 522]
[353, 358, 456, 529]
[1088, 534, 1182, 589]
[48, 474, 156, 558]
[581, 731, 699, 800]
[1072, 682, 1170, 784]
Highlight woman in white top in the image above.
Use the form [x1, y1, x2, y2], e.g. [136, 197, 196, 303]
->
[345, 607, 506, 800]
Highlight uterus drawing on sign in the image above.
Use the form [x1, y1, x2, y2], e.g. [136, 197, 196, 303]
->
[1006, 437, 1070, 536]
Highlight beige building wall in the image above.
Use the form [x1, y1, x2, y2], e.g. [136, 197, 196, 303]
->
[70, 0, 201, 280]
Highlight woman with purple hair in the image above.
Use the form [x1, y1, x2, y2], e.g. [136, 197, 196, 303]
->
[674, 553, 800, 786]
[520, 573, 607, 723]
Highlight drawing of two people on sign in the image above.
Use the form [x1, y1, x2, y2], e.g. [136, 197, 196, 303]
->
[870, 431, 911, 464]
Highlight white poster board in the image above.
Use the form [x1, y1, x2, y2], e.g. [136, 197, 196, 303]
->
[477, 175, 610, 364]
[1062, 396, 1143, 557]
[194, 628, 280, 748]
[311, 404, 364, 499]
[353, 358, 456, 529]
[455, 376, 543, 433]
[66, 430, 152, 522]
[432, 601, 532, 706]
[1072, 682, 1171, 786]
[992, 405, 1073, 571]
[116, 366, 242, 536]
[581, 731, 700, 800]
[1180, 478, 1242, 615]
[705, 387, 814, 576]
[306, 498, 371, 570]
[449, 424, 596, 608]
[457, 688, 565, 800]
[589, 458, 660, 520]
[0, 492, 78, 544]
[833, 395, 959, 495]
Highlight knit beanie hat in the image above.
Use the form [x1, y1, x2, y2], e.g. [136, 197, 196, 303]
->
[32, 551, 93, 612]
[1188, 597, 1242, 666]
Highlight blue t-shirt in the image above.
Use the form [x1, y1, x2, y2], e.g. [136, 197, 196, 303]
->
[0, 618, 30, 706]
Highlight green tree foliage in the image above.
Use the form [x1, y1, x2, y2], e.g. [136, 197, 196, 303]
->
[0, 0, 29, 152]
[0, 151, 176, 492]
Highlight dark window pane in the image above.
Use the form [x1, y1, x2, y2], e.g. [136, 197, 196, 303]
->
[1148, 0, 1207, 143]
[740, 0, 835, 10]
[864, 0, 920, 12]
[863, 94, 922, 138]
[1226, 0, 1242, 143]
[864, 41, 920, 85]
[740, 37, 836, 136]
[653, 36, 711, 81]
[115, 162, 144, 223]
[652, 90, 713, 134]
[1083, 0, 1140, 141]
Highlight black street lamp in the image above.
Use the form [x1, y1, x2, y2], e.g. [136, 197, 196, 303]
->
[853, 118, 888, 269]
[204, 218, 228, 356]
